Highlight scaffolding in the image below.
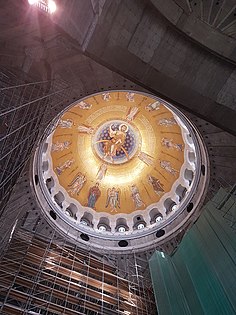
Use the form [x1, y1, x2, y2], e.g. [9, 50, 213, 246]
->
[0, 67, 71, 214]
[0, 227, 157, 315]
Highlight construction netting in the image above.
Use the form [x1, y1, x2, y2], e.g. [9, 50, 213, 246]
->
[149, 191, 236, 315]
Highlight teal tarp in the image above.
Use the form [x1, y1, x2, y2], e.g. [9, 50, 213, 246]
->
[149, 199, 236, 315]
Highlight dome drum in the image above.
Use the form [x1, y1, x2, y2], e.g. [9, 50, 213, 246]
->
[33, 90, 209, 252]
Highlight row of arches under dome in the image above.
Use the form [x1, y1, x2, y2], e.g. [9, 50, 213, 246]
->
[48, 195, 194, 238]
[41, 174, 196, 234]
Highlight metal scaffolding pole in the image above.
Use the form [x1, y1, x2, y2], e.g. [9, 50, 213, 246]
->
[0, 67, 71, 216]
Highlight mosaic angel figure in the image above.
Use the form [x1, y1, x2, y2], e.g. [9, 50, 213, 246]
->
[126, 107, 139, 122]
[87, 183, 101, 209]
[161, 138, 183, 151]
[160, 160, 178, 177]
[96, 163, 107, 181]
[58, 119, 73, 128]
[78, 125, 94, 134]
[138, 152, 154, 166]
[68, 172, 86, 196]
[102, 92, 111, 101]
[126, 92, 135, 102]
[148, 175, 164, 195]
[55, 159, 75, 175]
[145, 101, 160, 112]
[131, 185, 145, 209]
[158, 117, 177, 127]
[52, 141, 71, 152]
[106, 187, 120, 212]
[75, 101, 92, 110]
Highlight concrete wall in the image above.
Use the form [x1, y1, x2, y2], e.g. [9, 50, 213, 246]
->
[77, 0, 236, 134]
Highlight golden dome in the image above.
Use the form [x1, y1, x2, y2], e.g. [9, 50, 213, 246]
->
[49, 91, 185, 215]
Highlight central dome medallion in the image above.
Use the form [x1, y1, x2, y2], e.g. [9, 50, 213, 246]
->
[93, 119, 141, 165]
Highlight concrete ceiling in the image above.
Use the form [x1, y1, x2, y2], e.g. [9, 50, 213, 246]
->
[1, 0, 236, 253]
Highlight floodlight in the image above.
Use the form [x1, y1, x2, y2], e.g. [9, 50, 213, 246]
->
[28, 0, 38, 5]
[48, 0, 57, 13]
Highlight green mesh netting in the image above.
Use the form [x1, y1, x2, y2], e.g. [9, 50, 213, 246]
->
[149, 194, 236, 315]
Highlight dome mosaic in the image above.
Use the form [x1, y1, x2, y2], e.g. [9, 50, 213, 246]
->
[33, 91, 209, 251]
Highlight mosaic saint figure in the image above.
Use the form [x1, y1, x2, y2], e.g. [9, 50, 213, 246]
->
[96, 163, 107, 181]
[75, 101, 92, 110]
[97, 124, 129, 162]
[145, 101, 160, 112]
[158, 117, 177, 127]
[138, 152, 154, 166]
[106, 187, 120, 212]
[160, 160, 178, 177]
[126, 92, 135, 102]
[87, 183, 101, 209]
[131, 185, 145, 209]
[102, 92, 111, 101]
[68, 172, 86, 196]
[126, 107, 139, 122]
[55, 159, 75, 175]
[161, 138, 183, 151]
[148, 175, 165, 195]
[52, 141, 71, 152]
[78, 125, 94, 134]
[58, 119, 73, 128]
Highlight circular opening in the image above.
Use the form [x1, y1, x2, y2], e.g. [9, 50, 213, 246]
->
[42, 142, 48, 153]
[65, 209, 73, 217]
[80, 234, 90, 241]
[156, 229, 165, 238]
[165, 201, 177, 215]
[188, 151, 196, 163]
[155, 215, 163, 222]
[201, 165, 205, 176]
[187, 202, 194, 213]
[80, 219, 89, 226]
[172, 204, 178, 211]
[118, 226, 126, 233]
[46, 177, 54, 193]
[137, 223, 145, 230]
[34, 174, 39, 185]
[137, 216, 141, 221]
[49, 210, 57, 220]
[98, 225, 107, 232]
[118, 240, 128, 247]
[42, 161, 49, 172]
